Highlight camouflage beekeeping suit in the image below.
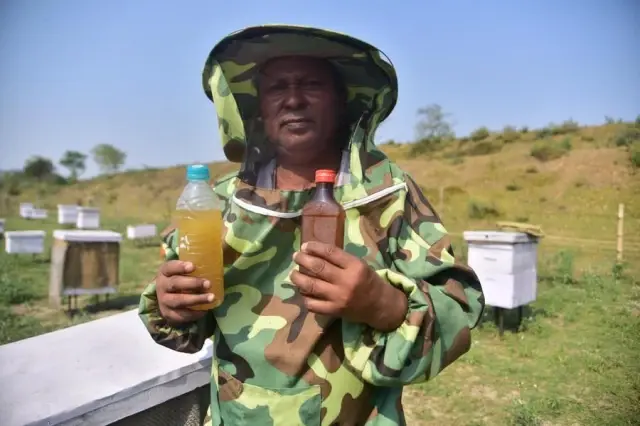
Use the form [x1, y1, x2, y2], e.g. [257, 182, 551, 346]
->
[139, 24, 484, 425]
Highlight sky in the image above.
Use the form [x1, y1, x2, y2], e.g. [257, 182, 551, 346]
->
[0, 0, 638, 178]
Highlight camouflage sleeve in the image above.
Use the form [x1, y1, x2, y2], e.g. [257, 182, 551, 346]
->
[342, 175, 485, 386]
[138, 227, 216, 354]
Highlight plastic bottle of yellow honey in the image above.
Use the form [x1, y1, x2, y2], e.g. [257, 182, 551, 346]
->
[175, 164, 224, 310]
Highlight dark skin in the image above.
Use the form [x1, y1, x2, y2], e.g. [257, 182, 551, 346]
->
[257, 56, 343, 189]
[155, 56, 408, 333]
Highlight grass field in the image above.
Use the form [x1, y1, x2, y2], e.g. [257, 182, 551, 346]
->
[1, 121, 639, 424]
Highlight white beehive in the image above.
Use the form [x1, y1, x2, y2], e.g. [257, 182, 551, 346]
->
[76, 207, 100, 229]
[5, 230, 46, 254]
[126, 224, 158, 240]
[19, 203, 34, 218]
[57, 205, 79, 225]
[29, 208, 48, 220]
[463, 231, 539, 309]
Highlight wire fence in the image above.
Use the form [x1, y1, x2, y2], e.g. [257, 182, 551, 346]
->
[1, 193, 638, 255]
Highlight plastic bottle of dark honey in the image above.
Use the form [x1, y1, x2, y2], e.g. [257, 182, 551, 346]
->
[300, 169, 346, 274]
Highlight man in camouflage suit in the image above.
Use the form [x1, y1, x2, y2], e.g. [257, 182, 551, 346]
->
[139, 24, 484, 425]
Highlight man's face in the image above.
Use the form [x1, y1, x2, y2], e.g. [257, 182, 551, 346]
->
[258, 56, 343, 163]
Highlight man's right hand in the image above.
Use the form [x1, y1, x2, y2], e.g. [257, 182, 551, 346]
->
[156, 260, 214, 326]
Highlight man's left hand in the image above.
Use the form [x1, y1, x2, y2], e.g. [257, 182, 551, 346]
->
[291, 241, 408, 332]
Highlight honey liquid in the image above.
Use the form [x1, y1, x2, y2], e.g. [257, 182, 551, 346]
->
[300, 176, 346, 276]
[175, 209, 224, 310]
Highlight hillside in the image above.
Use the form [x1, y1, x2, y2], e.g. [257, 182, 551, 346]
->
[3, 120, 639, 267]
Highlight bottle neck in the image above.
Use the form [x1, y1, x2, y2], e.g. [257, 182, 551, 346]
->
[316, 182, 334, 190]
[313, 182, 335, 200]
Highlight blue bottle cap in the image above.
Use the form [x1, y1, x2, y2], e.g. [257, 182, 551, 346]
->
[186, 164, 211, 181]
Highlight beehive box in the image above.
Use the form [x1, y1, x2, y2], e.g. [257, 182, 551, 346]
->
[463, 231, 539, 309]
[4, 230, 46, 254]
[49, 230, 122, 307]
[29, 208, 48, 220]
[19, 203, 33, 218]
[126, 224, 158, 240]
[76, 207, 100, 229]
[58, 205, 79, 225]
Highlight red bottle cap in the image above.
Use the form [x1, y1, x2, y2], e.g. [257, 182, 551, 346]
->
[315, 169, 336, 184]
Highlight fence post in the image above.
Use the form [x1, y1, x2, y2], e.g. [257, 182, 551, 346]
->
[617, 203, 624, 263]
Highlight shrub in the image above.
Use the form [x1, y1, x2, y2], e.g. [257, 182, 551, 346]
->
[558, 119, 580, 134]
[502, 125, 520, 143]
[506, 183, 521, 191]
[52, 174, 69, 185]
[464, 141, 502, 156]
[559, 137, 572, 151]
[445, 186, 466, 196]
[630, 144, 640, 170]
[470, 126, 490, 141]
[535, 127, 553, 140]
[530, 143, 563, 162]
[613, 125, 640, 147]
[535, 121, 580, 137]
[7, 185, 21, 196]
[468, 200, 501, 219]
[530, 139, 571, 162]
[0, 279, 40, 305]
[574, 178, 588, 188]
[409, 137, 446, 156]
[107, 192, 119, 205]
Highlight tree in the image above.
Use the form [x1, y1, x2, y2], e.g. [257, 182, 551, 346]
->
[59, 150, 87, 181]
[414, 104, 455, 141]
[91, 144, 126, 174]
[23, 156, 55, 180]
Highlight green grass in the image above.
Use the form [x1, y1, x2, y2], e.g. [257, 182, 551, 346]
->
[403, 258, 640, 425]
